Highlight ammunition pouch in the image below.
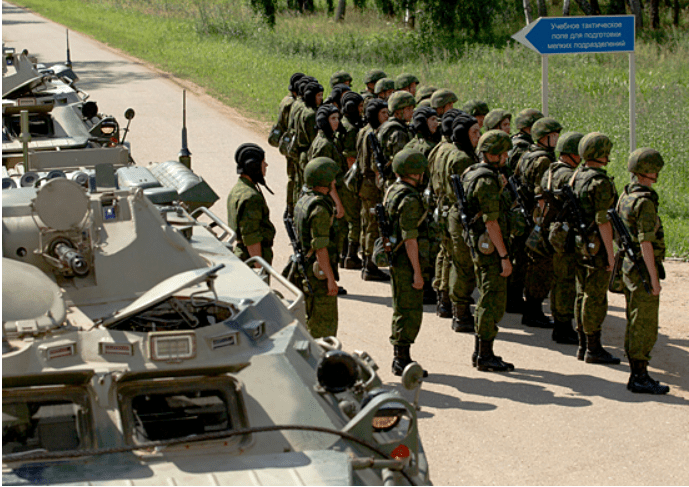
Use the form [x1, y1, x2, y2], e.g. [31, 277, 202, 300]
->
[525, 223, 553, 257]
[548, 221, 571, 254]
[509, 207, 529, 238]
[268, 123, 282, 148]
[574, 228, 601, 260]
[280, 130, 298, 158]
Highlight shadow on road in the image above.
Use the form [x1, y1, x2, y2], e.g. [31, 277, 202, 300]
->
[384, 381, 498, 416]
[339, 293, 392, 307]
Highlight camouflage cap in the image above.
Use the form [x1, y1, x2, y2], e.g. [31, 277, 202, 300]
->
[578, 132, 613, 161]
[461, 100, 490, 117]
[430, 88, 458, 109]
[387, 91, 416, 113]
[514, 108, 544, 131]
[304, 157, 339, 188]
[532, 117, 563, 141]
[363, 69, 387, 85]
[556, 131, 585, 155]
[330, 70, 352, 88]
[392, 149, 428, 176]
[374, 77, 395, 95]
[628, 147, 664, 174]
[415, 85, 437, 104]
[477, 130, 513, 156]
[483, 109, 512, 131]
[395, 73, 420, 90]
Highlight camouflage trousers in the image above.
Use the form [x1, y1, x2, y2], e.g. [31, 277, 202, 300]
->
[550, 251, 576, 322]
[473, 255, 507, 342]
[507, 233, 528, 297]
[339, 182, 361, 244]
[623, 267, 660, 361]
[525, 250, 554, 300]
[234, 244, 274, 266]
[389, 250, 424, 346]
[448, 206, 476, 306]
[433, 225, 452, 294]
[359, 180, 382, 257]
[305, 274, 338, 339]
[574, 261, 610, 335]
[286, 155, 298, 210]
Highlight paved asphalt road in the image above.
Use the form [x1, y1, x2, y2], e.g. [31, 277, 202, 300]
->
[3, 2, 688, 484]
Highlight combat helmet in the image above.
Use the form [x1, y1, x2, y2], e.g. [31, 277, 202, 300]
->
[430, 89, 458, 109]
[556, 131, 585, 155]
[483, 109, 512, 131]
[514, 108, 544, 132]
[392, 149, 428, 176]
[477, 130, 513, 156]
[579, 132, 613, 161]
[374, 78, 395, 95]
[415, 85, 437, 104]
[395, 73, 420, 91]
[304, 157, 339, 188]
[628, 147, 664, 174]
[532, 117, 563, 141]
[363, 69, 387, 85]
[330, 70, 352, 88]
[387, 91, 416, 114]
[461, 100, 490, 117]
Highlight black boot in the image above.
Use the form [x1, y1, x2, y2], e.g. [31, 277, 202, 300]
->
[361, 256, 390, 282]
[552, 319, 578, 344]
[576, 326, 586, 361]
[477, 338, 515, 372]
[505, 286, 525, 314]
[423, 281, 438, 305]
[472, 335, 479, 367]
[343, 241, 363, 270]
[392, 345, 428, 377]
[627, 359, 669, 395]
[521, 298, 553, 328]
[451, 303, 474, 333]
[584, 331, 621, 365]
[436, 290, 452, 318]
[339, 240, 349, 269]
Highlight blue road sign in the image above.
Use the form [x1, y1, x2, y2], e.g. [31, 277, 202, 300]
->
[513, 15, 635, 55]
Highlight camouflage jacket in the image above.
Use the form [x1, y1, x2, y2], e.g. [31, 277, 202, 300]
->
[339, 115, 360, 160]
[507, 131, 533, 173]
[226, 177, 276, 252]
[294, 189, 337, 268]
[515, 144, 557, 204]
[462, 163, 510, 238]
[307, 131, 347, 178]
[384, 180, 429, 267]
[442, 146, 478, 205]
[295, 106, 318, 154]
[617, 182, 665, 268]
[428, 137, 456, 205]
[276, 95, 295, 134]
[378, 117, 411, 170]
[572, 165, 617, 228]
[404, 134, 437, 158]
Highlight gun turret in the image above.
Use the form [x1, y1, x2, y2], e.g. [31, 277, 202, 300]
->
[52, 241, 90, 277]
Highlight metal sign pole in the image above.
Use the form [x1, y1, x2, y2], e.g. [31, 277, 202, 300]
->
[629, 52, 636, 152]
[542, 54, 549, 117]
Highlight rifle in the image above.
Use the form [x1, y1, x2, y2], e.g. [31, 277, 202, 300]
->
[506, 175, 532, 224]
[560, 185, 589, 242]
[375, 203, 395, 268]
[368, 131, 389, 182]
[450, 174, 471, 236]
[283, 209, 313, 294]
[607, 208, 652, 294]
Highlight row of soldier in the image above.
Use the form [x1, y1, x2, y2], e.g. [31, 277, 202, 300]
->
[226, 69, 670, 395]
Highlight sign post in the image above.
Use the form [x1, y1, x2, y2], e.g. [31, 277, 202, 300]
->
[512, 15, 636, 150]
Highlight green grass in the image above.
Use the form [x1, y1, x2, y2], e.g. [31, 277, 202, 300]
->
[10, 0, 689, 257]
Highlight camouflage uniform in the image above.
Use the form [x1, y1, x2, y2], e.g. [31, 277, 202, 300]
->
[286, 96, 306, 202]
[405, 133, 436, 157]
[294, 188, 338, 338]
[227, 177, 276, 264]
[277, 94, 297, 212]
[357, 123, 381, 260]
[340, 114, 362, 247]
[378, 117, 412, 185]
[507, 131, 533, 173]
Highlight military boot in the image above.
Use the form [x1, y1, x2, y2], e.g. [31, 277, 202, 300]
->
[505, 286, 525, 314]
[436, 290, 452, 318]
[343, 241, 363, 270]
[361, 257, 390, 282]
[576, 325, 586, 361]
[471, 334, 479, 367]
[584, 331, 621, 365]
[521, 298, 553, 328]
[392, 345, 428, 377]
[627, 359, 669, 395]
[451, 303, 474, 333]
[476, 338, 515, 372]
[551, 319, 578, 344]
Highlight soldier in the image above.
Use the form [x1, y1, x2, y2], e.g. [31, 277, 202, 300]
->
[357, 99, 390, 282]
[330, 70, 352, 88]
[461, 100, 490, 129]
[294, 157, 340, 338]
[294, 81, 324, 199]
[339, 91, 365, 270]
[385, 149, 430, 377]
[618, 148, 669, 394]
[507, 108, 544, 172]
[445, 113, 481, 332]
[395, 73, 420, 97]
[572, 132, 620, 365]
[415, 85, 437, 108]
[510, 117, 562, 324]
[324, 83, 351, 109]
[374, 78, 396, 100]
[227, 143, 276, 266]
[428, 108, 463, 317]
[483, 109, 511, 133]
[361, 69, 387, 103]
[541, 131, 585, 344]
[462, 130, 515, 372]
[430, 89, 458, 118]
[378, 91, 415, 187]
[404, 106, 439, 157]
[285, 76, 313, 209]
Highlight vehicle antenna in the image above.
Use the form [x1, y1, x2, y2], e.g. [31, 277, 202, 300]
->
[179, 89, 192, 169]
[66, 29, 71, 68]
